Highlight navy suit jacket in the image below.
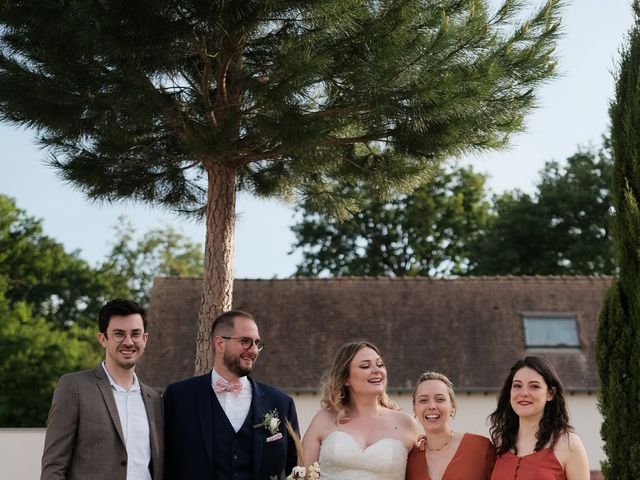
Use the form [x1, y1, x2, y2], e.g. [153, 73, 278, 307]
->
[163, 372, 299, 480]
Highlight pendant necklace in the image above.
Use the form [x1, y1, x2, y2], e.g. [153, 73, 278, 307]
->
[425, 430, 454, 452]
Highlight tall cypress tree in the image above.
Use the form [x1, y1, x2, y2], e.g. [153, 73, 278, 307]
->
[0, 1, 563, 372]
[597, 2, 640, 478]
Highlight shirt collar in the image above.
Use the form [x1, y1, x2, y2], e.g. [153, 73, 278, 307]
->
[102, 362, 140, 393]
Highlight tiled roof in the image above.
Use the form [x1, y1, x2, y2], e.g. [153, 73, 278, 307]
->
[137, 276, 612, 393]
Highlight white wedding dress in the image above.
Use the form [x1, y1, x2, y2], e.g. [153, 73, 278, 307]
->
[318, 430, 408, 480]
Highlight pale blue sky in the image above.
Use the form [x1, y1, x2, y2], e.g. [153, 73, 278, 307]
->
[0, 1, 634, 278]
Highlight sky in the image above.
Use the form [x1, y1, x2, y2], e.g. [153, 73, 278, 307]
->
[0, 1, 634, 278]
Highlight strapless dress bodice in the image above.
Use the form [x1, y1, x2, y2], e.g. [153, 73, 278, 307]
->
[319, 430, 408, 480]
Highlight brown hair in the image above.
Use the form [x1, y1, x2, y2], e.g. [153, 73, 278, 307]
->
[210, 310, 256, 338]
[489, 356, 572, 455]
[320, 340, 398, 424]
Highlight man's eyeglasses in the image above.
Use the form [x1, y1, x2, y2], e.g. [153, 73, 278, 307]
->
[220, 336, 265, 351]
[105, 331, 145, 342]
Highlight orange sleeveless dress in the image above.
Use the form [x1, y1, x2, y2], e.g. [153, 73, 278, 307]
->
[490, 449, 565, 480]
[405, 433, 496, 480]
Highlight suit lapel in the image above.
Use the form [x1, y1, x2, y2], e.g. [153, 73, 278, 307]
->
[94, 365, 126, 446]
[140, 382, 158, 474]
[251, 378, 267, 480]
[197, 372, 215, 469]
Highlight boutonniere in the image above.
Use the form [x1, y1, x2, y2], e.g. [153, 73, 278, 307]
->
[254, 409, 281, 436]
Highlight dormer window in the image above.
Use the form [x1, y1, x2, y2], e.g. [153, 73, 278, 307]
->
[522, 313, 580, 348]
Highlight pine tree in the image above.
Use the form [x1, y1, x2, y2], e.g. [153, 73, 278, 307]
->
[597, 2, 640, 477]
[0, 0, 563, 372]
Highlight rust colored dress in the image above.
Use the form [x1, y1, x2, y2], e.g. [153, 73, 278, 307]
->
[490, 449, 565, 480]
[405, 433, 496, 480]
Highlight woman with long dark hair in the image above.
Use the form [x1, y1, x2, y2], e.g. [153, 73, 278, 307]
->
[489, 356, 589, 480]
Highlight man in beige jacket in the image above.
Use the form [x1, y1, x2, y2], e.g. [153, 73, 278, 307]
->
[41, 299, 163, 480]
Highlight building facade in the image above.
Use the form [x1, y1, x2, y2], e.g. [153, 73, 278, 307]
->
[138, 276, 611, 477]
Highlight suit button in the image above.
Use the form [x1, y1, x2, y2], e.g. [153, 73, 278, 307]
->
[121, 460, 127, 467]
[233, 454, 238, 461]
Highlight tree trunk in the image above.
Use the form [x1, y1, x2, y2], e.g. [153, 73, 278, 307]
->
[194, 162, 237, 374]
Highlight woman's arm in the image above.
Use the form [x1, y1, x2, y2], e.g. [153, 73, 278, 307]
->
[559, 432, 590, 480]
[301, 409, 332, 466]
[390, 410, 422, 450]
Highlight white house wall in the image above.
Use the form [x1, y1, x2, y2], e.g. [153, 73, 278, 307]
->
[0, 392, 603, 478]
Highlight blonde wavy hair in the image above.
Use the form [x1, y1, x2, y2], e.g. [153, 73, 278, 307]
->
[411, 371, 457, 413]
[320, 340, 398, 424]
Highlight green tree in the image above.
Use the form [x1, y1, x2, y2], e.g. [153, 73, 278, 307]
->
[0, 0, 563, 372]
[597, 2, 640, 477]
[0, 279, 101, 427]
[100, 217, 204, 306]
[0, 195, 110, 426]
[0, 197, 203, 425]
[0, 195, 204, 324]
[291, 164, 491, 277]
[468, 143, 615, 275]
[0, 194, 117, 328]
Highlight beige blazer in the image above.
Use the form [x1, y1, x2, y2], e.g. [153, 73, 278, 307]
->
[41, 365, 163, 480]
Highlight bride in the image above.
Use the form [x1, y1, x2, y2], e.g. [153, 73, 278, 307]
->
[302, 341, 420, 480]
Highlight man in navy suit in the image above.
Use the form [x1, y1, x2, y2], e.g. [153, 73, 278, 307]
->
[163, 310, 300, 480]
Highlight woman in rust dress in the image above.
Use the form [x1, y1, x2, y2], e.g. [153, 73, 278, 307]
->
[405, 372, 495, 480]
[489, 356, 589, 480]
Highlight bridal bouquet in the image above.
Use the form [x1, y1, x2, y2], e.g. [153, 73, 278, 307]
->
[287, 462, 320, 480]
[284, 420, 321, 480]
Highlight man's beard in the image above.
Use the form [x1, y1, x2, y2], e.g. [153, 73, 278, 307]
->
[223, 350, 253, 377]
[110, 349, 137, 370]
[115, 359, 136, 370]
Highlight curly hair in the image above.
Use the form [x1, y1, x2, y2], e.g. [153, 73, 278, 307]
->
[489, 356, 573, 455]
[320, 340, 398, 424]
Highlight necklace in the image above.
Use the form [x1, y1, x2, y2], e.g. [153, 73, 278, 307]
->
[425, 430, 454, 452]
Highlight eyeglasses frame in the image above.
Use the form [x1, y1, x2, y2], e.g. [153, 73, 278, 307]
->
[219, 335, 265, 351]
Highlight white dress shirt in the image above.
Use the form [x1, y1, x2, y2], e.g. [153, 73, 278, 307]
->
[102, 363, 152, 480]
[211, 368, 252, 432]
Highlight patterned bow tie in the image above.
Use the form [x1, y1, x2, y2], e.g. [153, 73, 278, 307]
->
[214, 378, 243, 396]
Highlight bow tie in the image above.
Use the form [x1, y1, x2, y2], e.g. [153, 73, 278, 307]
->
[214, 378, 243, 396]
